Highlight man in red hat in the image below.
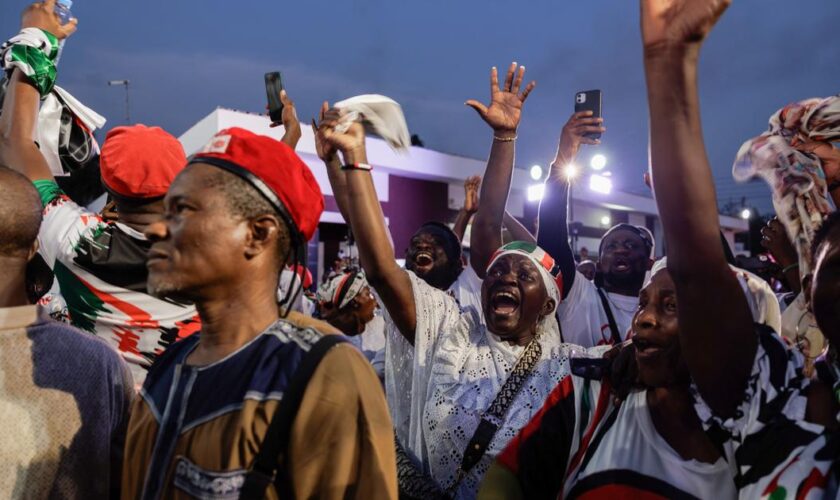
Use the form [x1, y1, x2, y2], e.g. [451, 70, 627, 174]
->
[0, 3, 303, 386]
[121, 127, 396, 499]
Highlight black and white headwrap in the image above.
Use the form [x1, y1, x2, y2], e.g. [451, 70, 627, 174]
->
[317, 270, 368, 310]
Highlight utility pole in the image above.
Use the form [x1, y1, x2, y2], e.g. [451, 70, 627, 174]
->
[107, 79, 131, 124]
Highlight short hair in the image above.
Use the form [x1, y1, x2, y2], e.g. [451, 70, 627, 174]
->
[0, 167, 43, 258]
[812, 211, 840, 261]
[203, 167, 291, 266]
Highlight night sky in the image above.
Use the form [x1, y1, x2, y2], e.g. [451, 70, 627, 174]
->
[2, 0, 837, 214]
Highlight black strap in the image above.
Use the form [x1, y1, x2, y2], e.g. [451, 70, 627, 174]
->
[239, 334, 349, 500]
[596, 287, 624, 345]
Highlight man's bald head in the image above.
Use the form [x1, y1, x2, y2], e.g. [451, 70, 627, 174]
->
[0, 167, 42, 259]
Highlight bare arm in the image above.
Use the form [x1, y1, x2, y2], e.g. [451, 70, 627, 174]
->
[321, 117, 417, 343]
[641, 0, 754, 416]
[0, 1, 75, 181]
[452, 175, 481, 243]
[467, 63, 536, 278]
[502, 211, 535, 244]
[313, 103, 352, 224]
[271, 90, 302, 149]
[537, 112, 604, 297]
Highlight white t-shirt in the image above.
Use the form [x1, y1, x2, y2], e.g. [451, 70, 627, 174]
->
[496, 374, 736, 499]
[556, 271, 637, 347]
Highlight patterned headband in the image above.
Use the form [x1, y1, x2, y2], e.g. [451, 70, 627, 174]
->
[487, 241, 563, 311]
[317, 271, 368, 310]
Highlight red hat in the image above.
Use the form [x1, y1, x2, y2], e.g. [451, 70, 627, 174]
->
[100, 125, 187, 200]
[190, 127, 324, 242]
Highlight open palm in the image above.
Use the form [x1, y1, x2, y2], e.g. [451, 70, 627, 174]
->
[466, 62, 535, 134]
[641, 0, 731, 48]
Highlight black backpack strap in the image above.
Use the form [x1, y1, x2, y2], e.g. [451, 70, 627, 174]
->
[596, 287, 623, 345]
[239, 334, 349, 500]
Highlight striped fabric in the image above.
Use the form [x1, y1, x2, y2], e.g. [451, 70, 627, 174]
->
[1, 28, 59, 97]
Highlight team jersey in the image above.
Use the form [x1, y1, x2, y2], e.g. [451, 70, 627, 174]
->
[488, 374, 737, 499]
[33, 180, 199, 385]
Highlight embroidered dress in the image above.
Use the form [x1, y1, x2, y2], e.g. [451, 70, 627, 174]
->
[692, 325, 838, 499]
[385, 271, 573, 498]
[493, 375, 737, 499]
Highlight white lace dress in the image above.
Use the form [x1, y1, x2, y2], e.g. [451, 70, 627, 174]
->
[383, 271, 573, 498]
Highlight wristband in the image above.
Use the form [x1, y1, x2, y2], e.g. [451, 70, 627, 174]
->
[341, 163, 373, 172]
[782, 263, 799, 274]
[493, 134, 517, 142]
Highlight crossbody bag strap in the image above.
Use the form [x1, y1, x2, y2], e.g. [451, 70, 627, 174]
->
[239, 334, 349, 500]
[449, 337, 544, 493]
[596, 287, 623, 345]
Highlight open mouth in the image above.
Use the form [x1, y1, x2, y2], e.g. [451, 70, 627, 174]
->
[633, 337, 665, 359]
[613, 257, 630, 273]
[414, 251, 434, 268]
[491, 290, 520, 316]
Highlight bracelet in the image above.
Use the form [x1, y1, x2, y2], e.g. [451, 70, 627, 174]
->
[340, 163, 373, 171]
[782, 263, 799, 274]
[493, 134, 517, 142]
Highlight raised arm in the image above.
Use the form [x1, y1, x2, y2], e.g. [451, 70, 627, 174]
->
[537, 112, 604, 297]
[641, 0, 754, 416]
[467, 63, 535, 278]
[452, 176, 480, 242]
[0, 1, 76, 181]
[502, 211, 535, 244]
[320, 115, 417, 343]
[313, 102, 352, 224]
[269, 90, 302, 149]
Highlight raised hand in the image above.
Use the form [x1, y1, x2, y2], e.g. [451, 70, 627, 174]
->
[465, 62, 535, 136]
[640, 0, 731, 49]
[319, 108, 368, 165]
[761, 217, 798, 268]
[464, 175, 481, 214]
[312, 101, 338, 162]
[21, 0, 77, 39]
[554, 111, 605, 166]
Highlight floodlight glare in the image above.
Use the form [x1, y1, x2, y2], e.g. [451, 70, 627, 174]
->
[564, 163, 579, 180]
[589, 174, 613, 194]
[530, 165, 543, 181]
[527, 183, 545, 202]
[590, 154, 607, 170]
[601, 215, 611, 226]
[740, 208, 752, 220]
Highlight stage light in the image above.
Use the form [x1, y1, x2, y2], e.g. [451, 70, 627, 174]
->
[740, 208, 752, 220]
[564, 163, 579, 180]
[527, 183, 545, 202]
[530, 165, 543, 181]
[590, 154, 607, 170]
[601, 215, 611, 226]
[589, 174, 613, 194]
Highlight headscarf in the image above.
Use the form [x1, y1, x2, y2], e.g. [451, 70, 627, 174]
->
[732, 95, 840, 275]
[317, 270, 368, 311]
[486, 241, 562, 315]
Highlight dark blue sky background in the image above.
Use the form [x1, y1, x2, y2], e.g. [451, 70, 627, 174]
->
[2, 0, 837, 213]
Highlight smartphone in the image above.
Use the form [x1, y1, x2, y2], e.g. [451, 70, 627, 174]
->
[265, 72, 284, 125]
[574, 89, 602, 139]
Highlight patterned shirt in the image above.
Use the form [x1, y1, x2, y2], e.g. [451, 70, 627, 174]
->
[33, 180, 199, 385]
[692, 325, 838, 499]
[0, 305, 133, 499]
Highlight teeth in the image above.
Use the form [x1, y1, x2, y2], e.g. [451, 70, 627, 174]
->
[496, 292, 517, 301]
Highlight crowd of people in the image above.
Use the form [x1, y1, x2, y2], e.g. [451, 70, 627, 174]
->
[0, 0, 838, 498]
